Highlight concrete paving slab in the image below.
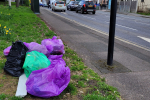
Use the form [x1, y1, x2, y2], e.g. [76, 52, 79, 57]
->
[101, 71, 150, 100]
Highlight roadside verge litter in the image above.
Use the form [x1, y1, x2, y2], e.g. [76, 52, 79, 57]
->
[3, 36, 70, 98]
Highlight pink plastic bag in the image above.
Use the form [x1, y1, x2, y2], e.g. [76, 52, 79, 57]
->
[41, 36, 65, 55]
[26, 55, 70, 98]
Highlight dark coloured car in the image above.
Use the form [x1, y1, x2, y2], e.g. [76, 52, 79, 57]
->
[76, 0, 96, 14]
[74, 1, 79, 9]
[67, 1, 80, 11]
[67, 1, 75, 11]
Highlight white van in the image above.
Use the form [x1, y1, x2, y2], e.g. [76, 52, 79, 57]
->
[51, 0, 66, 12]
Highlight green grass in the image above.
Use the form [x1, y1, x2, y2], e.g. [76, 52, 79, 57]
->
[63, 83, 77, 95]
[0, 58, 6, 73]
[71, 75, 80, 80]
[0, 1, 16, 6]
[137, 12, 150, 16]
[0, 94, 23, 100]
[83, 94, 109, 100]
[0, 5, 55, 57]
[50, 83, 77, 99]
[78, 81, 86, 88]
[0, 84, 4, 87]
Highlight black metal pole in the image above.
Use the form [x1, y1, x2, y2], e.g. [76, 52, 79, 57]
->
[107, 0, 117, 65]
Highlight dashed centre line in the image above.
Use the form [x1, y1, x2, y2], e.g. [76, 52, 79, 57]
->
[106, 22, 138, 31]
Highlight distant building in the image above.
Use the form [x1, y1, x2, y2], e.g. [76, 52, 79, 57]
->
[137, 0, 150, 12]
[97, 0, 108, 4]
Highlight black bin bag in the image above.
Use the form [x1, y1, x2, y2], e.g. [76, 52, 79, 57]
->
[4, 41, 29, 77]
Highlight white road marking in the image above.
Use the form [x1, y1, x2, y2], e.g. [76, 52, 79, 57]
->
[135, 20, 150, 26]
[118, 16, 135, 20]
[105, 16, 110, 17]
[116, 24, 137, 31]
[61, 12, 67, 15]
[116, 17, 124, 20]
[105, 22, 137, 31]
[138, 36, 150, 43]
[82, 15, 96, 20]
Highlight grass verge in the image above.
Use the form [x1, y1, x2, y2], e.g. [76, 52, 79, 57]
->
[137, 12, 150, 16]
[0, 5, 121, 100]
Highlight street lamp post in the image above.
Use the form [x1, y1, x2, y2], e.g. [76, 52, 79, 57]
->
[107, 0, 117, 65]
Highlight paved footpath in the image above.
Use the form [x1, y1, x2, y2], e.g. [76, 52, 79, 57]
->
[39, 7, 150, 100]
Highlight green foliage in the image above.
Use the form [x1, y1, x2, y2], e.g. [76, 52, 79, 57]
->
[78, 81, 86, 87]
[0, 24, 12, 40]
[45, 31, 56, 37]
[24, 0, 29, 6]
[96, 81, 120, 99]
[80, 73, 88, 81]
[83, 94, 107, 100]
[11, 2, 16, 5]
[71, 75, 80, 80]
[0, 5, 55, 57]
[82, 69, 105, 82]
[87, 69, 100, 79]
[83, 93, 118, 100]
[138, 12, 150, 15]
[71, 64, 85, 71]
[0, 84, 4, 87]
[0, 94, 6, 100]
[70, 61, 86, 71]
[63, 83, 77, 95]
[0, 58, 6, 73]
[0, 94, 23, 100]
[0, 12, 13, 20]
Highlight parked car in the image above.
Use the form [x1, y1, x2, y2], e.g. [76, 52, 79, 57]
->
[74, 1, 79, 8]
[67, 1, 79, 11]
[76, 0, 96, 14]
[52, 0, 66, 12]
[42, 0, 48, 7]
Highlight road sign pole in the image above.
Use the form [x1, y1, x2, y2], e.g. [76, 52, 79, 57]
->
[107, 0, 117, 65]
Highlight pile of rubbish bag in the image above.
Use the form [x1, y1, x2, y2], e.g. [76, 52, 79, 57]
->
[3, 36, 70, 98]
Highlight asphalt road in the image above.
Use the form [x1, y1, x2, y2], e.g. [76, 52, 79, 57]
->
[44, 7, 150, 51]
[39, 7, 150, 100]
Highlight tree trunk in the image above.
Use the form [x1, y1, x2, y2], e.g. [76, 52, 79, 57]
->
[16, 0, 20, 7]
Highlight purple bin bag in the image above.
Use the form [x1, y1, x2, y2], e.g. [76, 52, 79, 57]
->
[27, 42, 49, 56]
[26, 55, 70, 98]
[3, 42, 29, 56]
[3, 46, 11, 56]
[41, 36, 65, 55]
[23, 42, 29, 48]
[48, 54, 65, 65]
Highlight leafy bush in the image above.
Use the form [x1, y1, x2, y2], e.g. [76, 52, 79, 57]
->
[24, 0, 29, 6]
